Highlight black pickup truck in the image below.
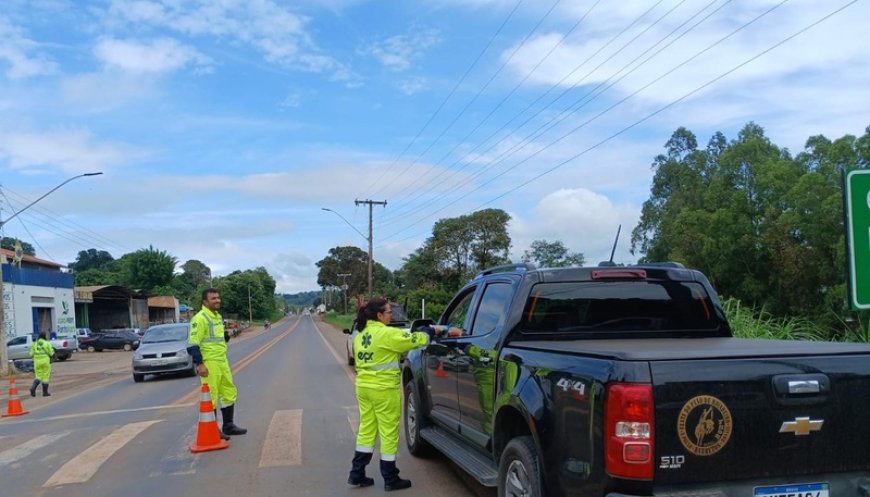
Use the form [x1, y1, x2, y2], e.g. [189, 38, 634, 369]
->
[401, 263, 870, 497]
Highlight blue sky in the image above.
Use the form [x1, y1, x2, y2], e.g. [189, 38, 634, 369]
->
[0, 0, 867, 293]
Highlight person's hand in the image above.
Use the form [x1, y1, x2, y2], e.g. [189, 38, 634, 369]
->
[445, 327, 463, 338]
[196, 364, 209, 377]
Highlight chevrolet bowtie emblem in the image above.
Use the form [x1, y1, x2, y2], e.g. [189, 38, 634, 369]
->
[779, 417, 823, 436]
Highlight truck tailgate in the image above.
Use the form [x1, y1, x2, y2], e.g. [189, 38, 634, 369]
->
[651, 353, 870, 484]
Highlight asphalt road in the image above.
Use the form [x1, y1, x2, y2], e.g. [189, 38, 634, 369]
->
[0, 315, 495, 497]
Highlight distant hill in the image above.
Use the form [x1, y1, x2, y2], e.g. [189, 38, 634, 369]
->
[282, 290, 321, 308]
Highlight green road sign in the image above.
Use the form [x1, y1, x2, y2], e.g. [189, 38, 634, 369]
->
[846, 169, 870, 310]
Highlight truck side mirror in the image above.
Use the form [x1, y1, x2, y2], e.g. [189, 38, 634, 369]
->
[410, 319, 434, 332]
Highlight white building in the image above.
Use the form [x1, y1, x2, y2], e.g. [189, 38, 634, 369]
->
[1, 249, 76, 341]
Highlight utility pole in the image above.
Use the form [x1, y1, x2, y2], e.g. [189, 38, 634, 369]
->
[337, 273, 351, 314]
[247, 285, 253, 322]
[1, 172, 103, 376]
[354, 199, 386, 299]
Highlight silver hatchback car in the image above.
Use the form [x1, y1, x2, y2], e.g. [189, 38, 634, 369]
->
[131, 323, 195, 383]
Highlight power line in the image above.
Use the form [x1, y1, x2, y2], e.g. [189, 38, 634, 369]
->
[382, 0, 688, 225]
[368, 0, 565, 198]
[379, 0, 854, 247]
[357, 0, 527, 198]
[380, 0, 720, 228]
[380, 0, 607, 218]
[1, 187, 130, 253]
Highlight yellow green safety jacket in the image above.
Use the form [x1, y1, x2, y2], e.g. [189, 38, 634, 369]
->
[188, 307, 227, 363]
[354, 320, 430, 389]
[29, 338, 55, 361]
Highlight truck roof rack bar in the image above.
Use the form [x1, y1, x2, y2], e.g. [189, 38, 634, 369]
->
[636, 261, 685, 268]
[475, 262, 536, 279]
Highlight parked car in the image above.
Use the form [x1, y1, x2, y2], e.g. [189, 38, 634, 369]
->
[343, 301, 410, 366]
[78, 330, 140, 352]
[6, 334, 76, 361]
[131, 323, 195, 383]
[76, 328, 92, 346]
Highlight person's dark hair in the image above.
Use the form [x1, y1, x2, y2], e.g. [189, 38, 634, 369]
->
[38, 331, 47, 340]
[356, 297, 388, 329]
[202, 288, 219, 303]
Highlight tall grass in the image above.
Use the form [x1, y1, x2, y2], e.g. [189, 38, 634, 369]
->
[722, 298, 830, 341]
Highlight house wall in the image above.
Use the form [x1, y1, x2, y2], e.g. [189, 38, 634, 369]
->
[2, 265, 76, 341]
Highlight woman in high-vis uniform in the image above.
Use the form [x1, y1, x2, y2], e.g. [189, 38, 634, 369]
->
[347, 298, 459, 491]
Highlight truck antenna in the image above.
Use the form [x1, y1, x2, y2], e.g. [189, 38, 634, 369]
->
[609, 224, 621, 264]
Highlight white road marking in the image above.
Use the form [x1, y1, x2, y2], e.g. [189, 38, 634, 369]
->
[43, 420, 162, 486]
[258, 409, 303, 467]
[346, 406, 359, 437]
[0, 431, 71, 467]
[0, 404, 187, 426]
[313, 320, 356, 385]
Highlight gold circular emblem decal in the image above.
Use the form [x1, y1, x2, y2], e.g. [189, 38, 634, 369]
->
[677, 395, 732, 456]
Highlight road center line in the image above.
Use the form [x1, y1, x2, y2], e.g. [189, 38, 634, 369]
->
[0, 404, 187, 425]
[172, 318, 302, 406]
[43, 420, 162, 487]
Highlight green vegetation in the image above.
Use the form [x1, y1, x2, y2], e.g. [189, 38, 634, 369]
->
[321, 311, 354, 331]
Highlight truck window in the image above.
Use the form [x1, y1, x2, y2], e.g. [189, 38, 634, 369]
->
[522, 280, 719, 333]
[470, 283, 513, 336]
[443, 288, 475, 331]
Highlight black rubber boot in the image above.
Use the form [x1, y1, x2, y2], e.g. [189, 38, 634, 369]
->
[221, 405, 247, 435]
[347, 451, 375, 487]
[30, 380, 39, 397]
[215, 411, 230, 440]
[42, 383, 51, 397]
[381, 460, 411, 491]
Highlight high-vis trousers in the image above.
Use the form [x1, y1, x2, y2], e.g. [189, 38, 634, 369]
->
[355, 385, 401, 459]
[33, 357, 52, 383]
[200, 358, 237, 410]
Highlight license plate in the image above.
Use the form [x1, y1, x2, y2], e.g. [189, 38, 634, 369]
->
[152, 359, 168, 366]
[754, 482, 829, 497]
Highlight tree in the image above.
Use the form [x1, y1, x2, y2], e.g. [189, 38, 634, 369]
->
[316, 246, 369, 300]
[1, 237, 35, 256]
[524, 239, 585, 268]
[116, 245, 177, 291]
[213, 269, 277, 319]
[69, 248, 114, 272]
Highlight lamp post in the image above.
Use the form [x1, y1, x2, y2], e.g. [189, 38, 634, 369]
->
[321, 204, 385, 299]
[1, 172, 103, 376]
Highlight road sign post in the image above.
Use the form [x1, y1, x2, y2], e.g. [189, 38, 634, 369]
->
[845, 169, 870, 310]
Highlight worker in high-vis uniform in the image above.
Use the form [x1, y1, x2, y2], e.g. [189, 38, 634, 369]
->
[347, 298, 460, 491]
[29, 331, 55, 397]
[187, 288, 247, 438]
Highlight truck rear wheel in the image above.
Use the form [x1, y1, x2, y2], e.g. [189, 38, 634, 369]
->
[498, 436, 542, 497]
[404, 381, 434, 457]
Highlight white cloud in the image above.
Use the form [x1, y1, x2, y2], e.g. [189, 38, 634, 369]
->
[0, 128, 146, 174]
[100, 0, 351, 81]
[279, 93, 302, 108]
[0, 17, 57, 79]
[396, 76, 428, 95]
[360, 28, 441, 71]
[509, 188, 640, 265]
[94, 37, 213, 74]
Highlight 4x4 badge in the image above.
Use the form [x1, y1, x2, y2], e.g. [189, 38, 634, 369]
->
[779, 417, 823, 436]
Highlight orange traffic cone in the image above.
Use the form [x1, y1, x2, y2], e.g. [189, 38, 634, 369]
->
[189, 384, 229, 453]
[435, 360, 447, 378]
[2, 377, 29, 417]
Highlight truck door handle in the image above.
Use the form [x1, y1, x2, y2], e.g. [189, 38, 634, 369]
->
[772, 374, 830, 406]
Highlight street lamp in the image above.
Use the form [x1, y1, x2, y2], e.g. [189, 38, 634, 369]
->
[1, 172, 103, 376]
[321, 207, 375, 299]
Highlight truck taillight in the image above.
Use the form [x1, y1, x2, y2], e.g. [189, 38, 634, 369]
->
[605, 383, 654, 480]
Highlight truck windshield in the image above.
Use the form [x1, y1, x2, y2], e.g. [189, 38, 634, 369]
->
[521, 281, 719, 333]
